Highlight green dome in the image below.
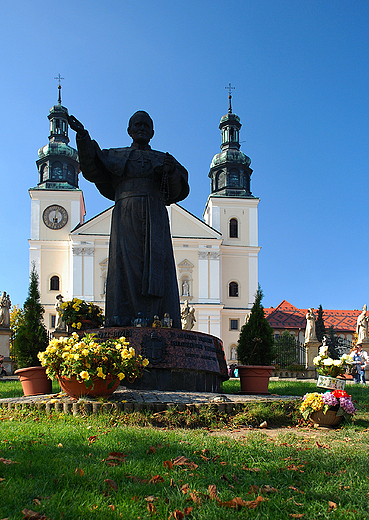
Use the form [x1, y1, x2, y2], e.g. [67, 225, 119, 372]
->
[210, 149, 251, 169]
[38, 142, 79, 161]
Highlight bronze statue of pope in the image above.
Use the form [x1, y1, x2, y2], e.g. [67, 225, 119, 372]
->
[68, 111, 189, 328]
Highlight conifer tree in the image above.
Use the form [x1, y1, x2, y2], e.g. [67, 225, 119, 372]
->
[11, 263, 48, 368]
[236, 286, 274, 365]
[315, 304, 326, 342]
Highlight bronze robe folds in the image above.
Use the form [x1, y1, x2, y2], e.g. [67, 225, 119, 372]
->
[76, 133, 189, 328]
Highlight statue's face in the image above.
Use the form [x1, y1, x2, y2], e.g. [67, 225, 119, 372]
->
[128, 113, 154, 145]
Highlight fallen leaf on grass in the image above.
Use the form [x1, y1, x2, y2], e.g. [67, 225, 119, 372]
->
[104, 479, 118, 491]
[145, 496, 158, 502]
[288, 486, 305, 494]
[316, 442, 331, 449]
[147, 503, 157, 514]
[181, 483, 189, 494]
[242, 465, 261, 472]
[148, 446, 157, 454]
[88, 435, 97, 444]
[21, 510, 47, 519]
[172, 456, 198, 470]
[126, 474, 149, 484]
[0, 458, 17, 465]
[103, 452, 127, 466]
[208, 485, 219, 500]
[164, 460, 173, 470]
[328, 501, 337, 512]
[289, 515, 304, 518]
[149, 474, 164, 484]
[74, 468, 84, 476]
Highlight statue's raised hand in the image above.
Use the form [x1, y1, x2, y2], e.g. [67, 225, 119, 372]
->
[67, 114, 86, 137]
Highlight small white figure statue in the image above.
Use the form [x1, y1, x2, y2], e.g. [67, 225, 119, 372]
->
[304, 308, 317, 342]
[182, 280, 190, 297]
[356, 304, 368, 345]
[55, 294, 66, 331]
[181, 300, 196, 330]
[0, 292, 11, 328]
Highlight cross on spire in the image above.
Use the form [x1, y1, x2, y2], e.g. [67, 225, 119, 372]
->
[225, 82, 235, 113]
[54, 74, 65, 104]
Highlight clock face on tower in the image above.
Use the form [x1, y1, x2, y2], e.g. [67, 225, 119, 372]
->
[43, 205, 68, 230]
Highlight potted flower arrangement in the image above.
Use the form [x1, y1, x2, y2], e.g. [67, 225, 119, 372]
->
[13, 264, 52, 396]
[313, 343, 351, 390]
[236, 287, 275, 394]
[57, 298, 104, 331]
[38, 333, 149, 398]
[300, 390, 356, 427]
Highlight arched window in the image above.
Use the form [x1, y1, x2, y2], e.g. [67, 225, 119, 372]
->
[229, 218, 238, 238]
[41, 164, 48, 182]
[229, 281, 239, 297]
[50, 275, 60, 291]
[52, 161, 63, 180]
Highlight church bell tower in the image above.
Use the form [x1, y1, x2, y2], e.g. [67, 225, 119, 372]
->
[204, 87, 260, 309]
[29, 78, 85, 329]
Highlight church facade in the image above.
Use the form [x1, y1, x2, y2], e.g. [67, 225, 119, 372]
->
[29, 89, 260, 365]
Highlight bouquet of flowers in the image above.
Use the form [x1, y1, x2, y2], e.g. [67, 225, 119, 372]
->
[300, 390, 356, 421]
[313, 344, 351, 378]
[57, 298, 104, 329]
[38, 333, 149, 387]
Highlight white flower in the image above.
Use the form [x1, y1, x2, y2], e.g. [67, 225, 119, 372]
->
[333, 360, 341, 366]
[323, 358, 333, 365]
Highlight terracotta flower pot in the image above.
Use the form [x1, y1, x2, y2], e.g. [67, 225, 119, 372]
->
[15, 366, 53, 396]
[309, 409, 343, 427]
[57, 375, 120, 399]
[236, 365, 275, 395]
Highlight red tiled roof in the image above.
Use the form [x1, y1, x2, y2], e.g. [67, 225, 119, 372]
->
[264, 300, 360, 333]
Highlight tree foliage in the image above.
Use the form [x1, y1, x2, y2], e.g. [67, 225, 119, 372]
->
[11, 263, 48, 368]
[236, 286, 274, 365]
[315, 304, 326, 342]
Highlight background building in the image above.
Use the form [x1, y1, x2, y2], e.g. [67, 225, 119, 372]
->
[29, 89, 260, 364]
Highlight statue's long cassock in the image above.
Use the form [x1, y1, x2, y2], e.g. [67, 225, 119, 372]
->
[76, 133, 189, 328]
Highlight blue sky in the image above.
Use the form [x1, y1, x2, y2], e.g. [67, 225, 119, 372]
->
[1, 0, 368, 311]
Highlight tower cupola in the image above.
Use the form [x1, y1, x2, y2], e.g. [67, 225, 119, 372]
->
[35, 77, 80, 190]
[208, 87, 254, 198]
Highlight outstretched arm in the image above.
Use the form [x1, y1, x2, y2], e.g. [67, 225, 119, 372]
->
[67, 114, 87, 138]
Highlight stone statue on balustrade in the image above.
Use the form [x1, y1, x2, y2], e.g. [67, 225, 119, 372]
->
[356, 304, 369, 345]
[0, 292, 11, 329]
[55, 294, 66, 331]
[304, 308, 317, 343]
[181, 300, 196, 330]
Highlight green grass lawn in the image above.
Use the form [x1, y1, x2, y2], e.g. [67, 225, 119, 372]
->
[0, 409, 369, 519]
[0, 379, 368, 518]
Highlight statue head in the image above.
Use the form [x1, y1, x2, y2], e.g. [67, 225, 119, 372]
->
[128, 111, 154, 145]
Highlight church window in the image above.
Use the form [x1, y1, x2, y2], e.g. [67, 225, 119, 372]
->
[217, 171, 225, 189]
[41, 164, 48, 182]
[228, 171, 239, 187]
[67, 164, 75, 183]
[50, 315, 56, 328]
[52, 161, 63, 180]
[229, 281, 239, 297]
[229, 218, 238, 238]
[50, 275, 60, 291]
[230, 319, 239, 331]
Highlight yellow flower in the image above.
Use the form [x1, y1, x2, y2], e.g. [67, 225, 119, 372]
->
[96, 367, 106, 379]
[77, 322, 82, 329]
[142, 358, 149, 367]
[117, 372, 125, 380]
[82, 349, 89, 357]
[79, 371, 89, 380]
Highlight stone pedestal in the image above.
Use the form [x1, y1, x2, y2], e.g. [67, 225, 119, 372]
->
[304, 339, 321, 373]
[77, 327, 229, 392]
[0, 328, 15, 374]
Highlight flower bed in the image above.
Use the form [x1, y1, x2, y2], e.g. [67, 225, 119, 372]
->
[313, 344, 351, 378]
[57, 298, 104, 329]
[37, 333, 149, 392]
[300, 389, 356, 423]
